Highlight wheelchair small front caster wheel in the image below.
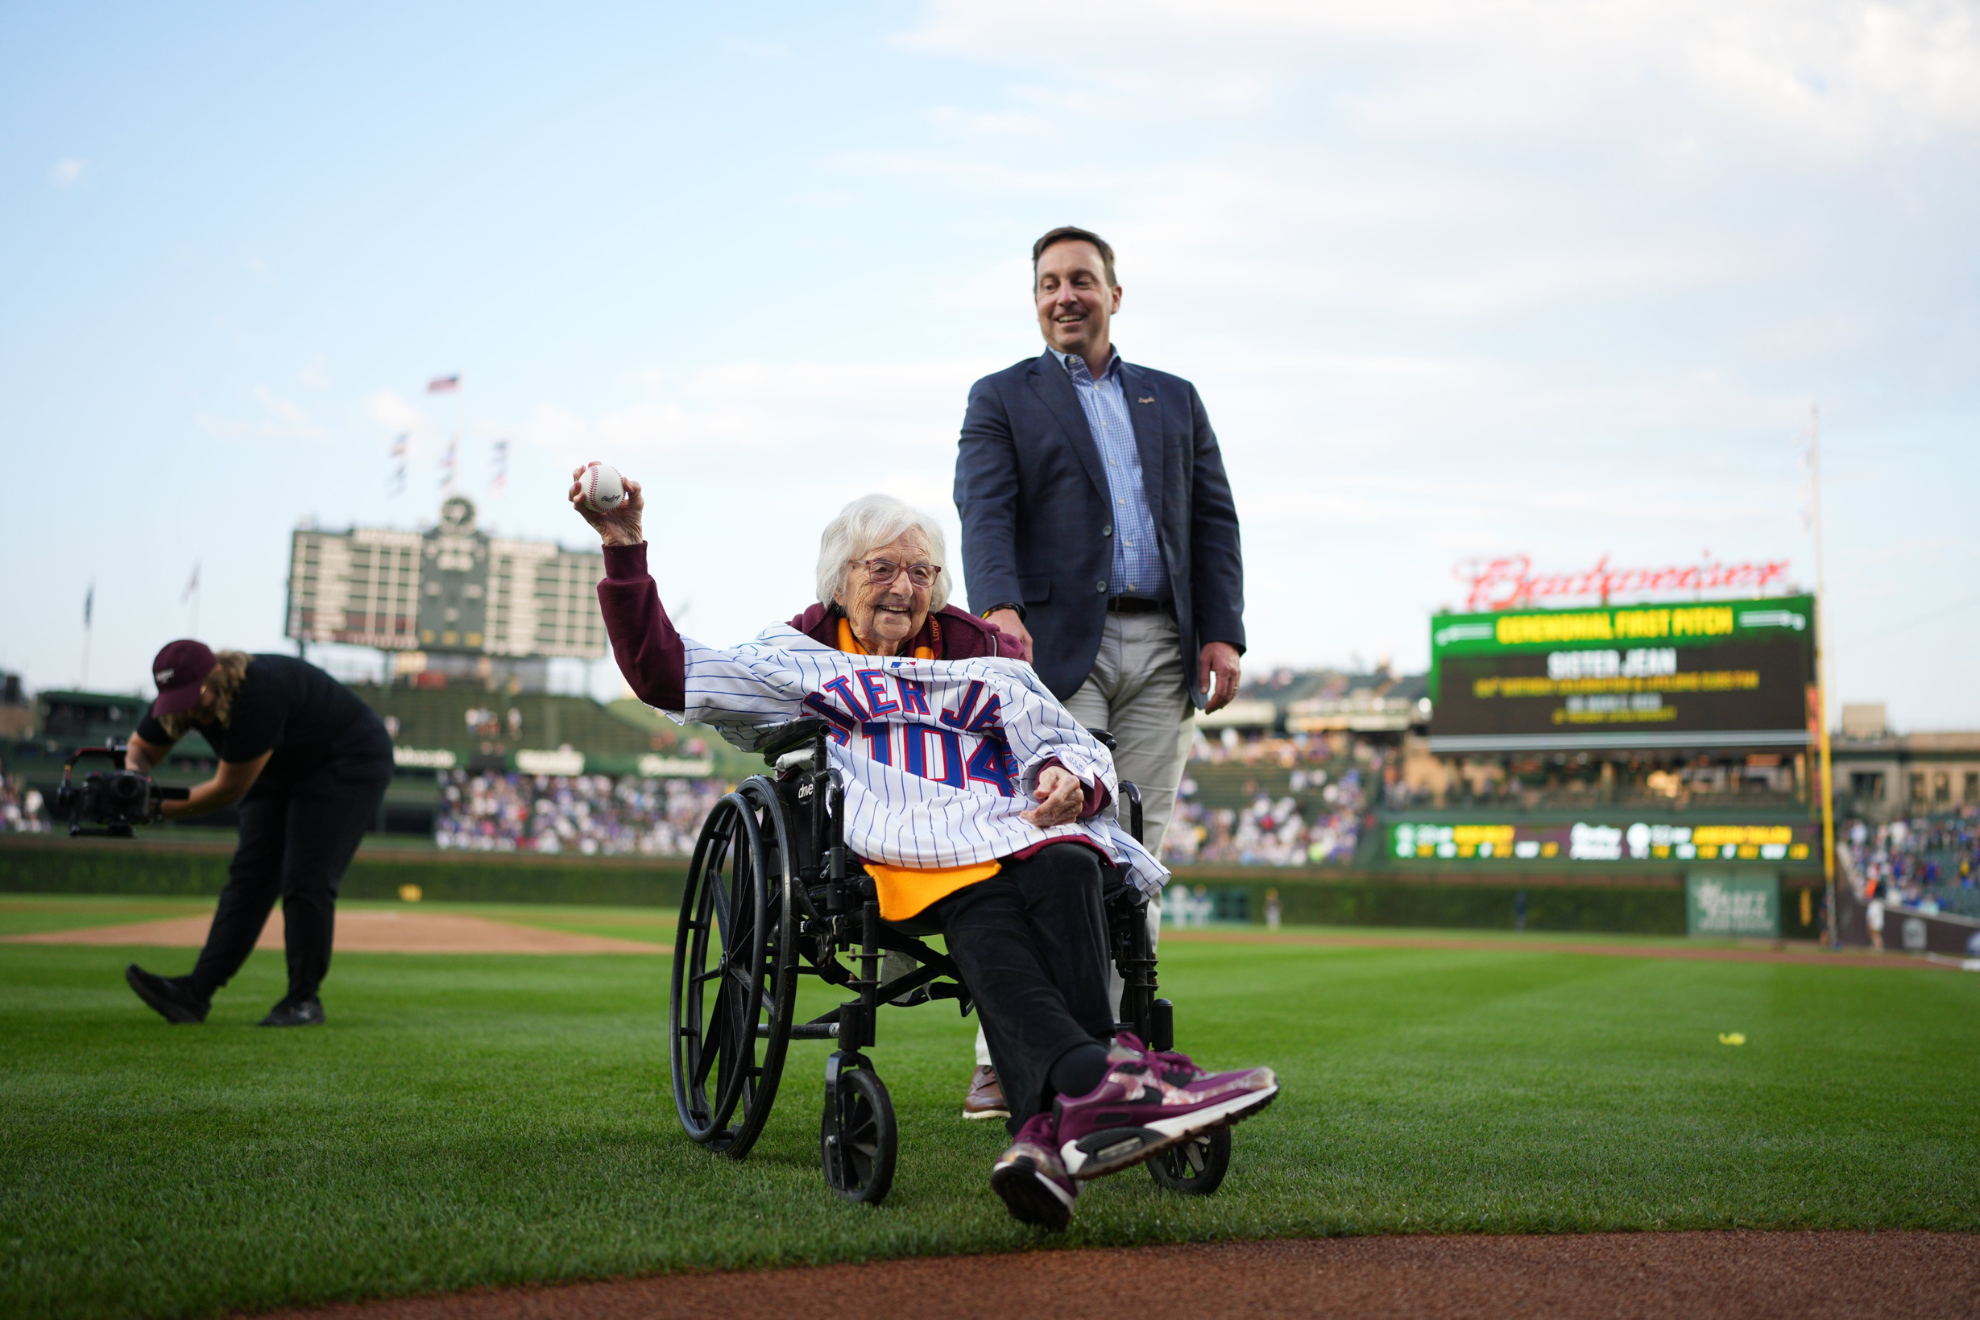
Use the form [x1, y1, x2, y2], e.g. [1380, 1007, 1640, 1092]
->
[822, 1066, 896, 1204]
[1147, 1125, 1230, 1195]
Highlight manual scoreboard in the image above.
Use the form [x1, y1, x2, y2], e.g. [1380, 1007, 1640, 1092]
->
[284, 496, 608, 658]
[1428, 595, 1815, 752]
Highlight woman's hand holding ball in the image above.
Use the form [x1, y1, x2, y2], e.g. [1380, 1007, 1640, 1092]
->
[568, 462, 645, 547]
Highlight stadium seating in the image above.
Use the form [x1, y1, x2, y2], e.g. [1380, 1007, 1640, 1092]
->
[348, 685, 660, 761]
[1850, 811, 1980, 920]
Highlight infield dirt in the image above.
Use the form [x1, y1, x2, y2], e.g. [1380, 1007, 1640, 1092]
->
[0, 908, 659, 954]
[257, 1231, 1978, 1320]
[3, 902, 1961, 971]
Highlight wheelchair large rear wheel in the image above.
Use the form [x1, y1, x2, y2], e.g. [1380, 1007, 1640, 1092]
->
[669, 779, 797, 1158]
[1147, 1125, 1231, 1195]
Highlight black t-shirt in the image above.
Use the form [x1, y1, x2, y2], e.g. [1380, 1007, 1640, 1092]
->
[138, 655, 392, 785]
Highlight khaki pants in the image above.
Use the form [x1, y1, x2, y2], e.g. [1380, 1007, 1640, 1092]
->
[1062, 610, 1196, 858]
[976, 610, 1195, 1067]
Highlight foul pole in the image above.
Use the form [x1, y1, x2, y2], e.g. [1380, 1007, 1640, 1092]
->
[1810, 404, 1838, 948]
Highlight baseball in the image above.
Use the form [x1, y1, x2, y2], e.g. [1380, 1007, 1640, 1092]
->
[582, 461, 626, 513]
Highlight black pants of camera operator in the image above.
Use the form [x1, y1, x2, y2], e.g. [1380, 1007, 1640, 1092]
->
[186, 760, 391, 1006]
[920, 842, 1117, 1136]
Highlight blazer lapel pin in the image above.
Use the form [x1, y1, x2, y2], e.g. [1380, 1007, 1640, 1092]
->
[1137, 396, 1155, 404]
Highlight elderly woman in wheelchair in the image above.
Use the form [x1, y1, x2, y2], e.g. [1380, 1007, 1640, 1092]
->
[570, 470, 1277, 1229]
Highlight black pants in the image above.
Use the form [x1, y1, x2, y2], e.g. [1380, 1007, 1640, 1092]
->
[188, 762, 390, 1004]
[925, 843, 1115, 1134]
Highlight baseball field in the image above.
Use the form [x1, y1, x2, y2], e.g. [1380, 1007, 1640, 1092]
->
[2, 893, 1977, 1319]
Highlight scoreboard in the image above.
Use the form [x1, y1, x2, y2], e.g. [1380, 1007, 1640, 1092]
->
[1389, 819, 1816, 864]
[285, 496, 608, 658]
[1428, 595, 1814, 752]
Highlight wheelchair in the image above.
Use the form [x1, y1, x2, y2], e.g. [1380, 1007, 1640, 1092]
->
[667, 715, 1233, 1205]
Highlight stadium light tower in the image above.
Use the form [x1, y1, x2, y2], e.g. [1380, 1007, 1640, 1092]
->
[1810, 404, 1838, 949]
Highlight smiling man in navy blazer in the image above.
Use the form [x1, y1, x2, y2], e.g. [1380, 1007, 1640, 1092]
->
[952, 225, 1246, 1119]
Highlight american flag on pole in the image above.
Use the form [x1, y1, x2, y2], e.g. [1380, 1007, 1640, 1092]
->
[427, 374, 460, 393]
[491, 439, 508, 495]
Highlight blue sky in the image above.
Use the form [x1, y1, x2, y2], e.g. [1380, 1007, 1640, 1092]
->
[3, 1, 1976, 726]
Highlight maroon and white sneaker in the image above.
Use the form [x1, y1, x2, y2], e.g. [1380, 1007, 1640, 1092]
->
[1054, 1033, 1277, 1180]
[990, 1112, 1078, 1231]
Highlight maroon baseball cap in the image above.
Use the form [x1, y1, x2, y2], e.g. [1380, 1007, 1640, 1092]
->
[151, 640, 217, 716]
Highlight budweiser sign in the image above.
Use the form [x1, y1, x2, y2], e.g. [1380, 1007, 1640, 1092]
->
[1457, 554, 1793, 613]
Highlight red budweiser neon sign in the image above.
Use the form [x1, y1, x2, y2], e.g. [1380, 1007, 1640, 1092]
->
[1457, 554, 1793, 613]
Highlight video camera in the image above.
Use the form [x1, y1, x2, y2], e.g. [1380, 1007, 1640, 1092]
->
[56, 745, 187, 838]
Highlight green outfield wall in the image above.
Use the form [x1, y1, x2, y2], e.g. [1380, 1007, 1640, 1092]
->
[0, 836, 690, 909]
[0, 834, 1832, 937]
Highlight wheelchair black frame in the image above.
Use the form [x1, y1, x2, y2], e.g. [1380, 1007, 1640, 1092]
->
[668, 715, 1223, 1204]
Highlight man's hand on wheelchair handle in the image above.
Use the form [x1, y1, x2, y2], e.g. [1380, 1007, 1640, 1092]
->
[984, 608, 1033, 663]
[1020, 765, 1083, 828]
[569, 463, 645, 547]
[1199, 641, 1242, 714]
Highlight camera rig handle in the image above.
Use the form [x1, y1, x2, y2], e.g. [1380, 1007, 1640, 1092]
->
[63, 744, 128, 775]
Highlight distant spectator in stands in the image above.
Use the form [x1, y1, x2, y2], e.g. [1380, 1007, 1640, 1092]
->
[435, 771, 725, 857]
[0, 771, 48, 833]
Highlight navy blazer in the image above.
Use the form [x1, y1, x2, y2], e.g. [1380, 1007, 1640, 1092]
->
[954, 350, 1245, 705]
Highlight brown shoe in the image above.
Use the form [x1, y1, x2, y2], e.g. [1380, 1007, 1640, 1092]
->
[963, 1064, 1010, 1120]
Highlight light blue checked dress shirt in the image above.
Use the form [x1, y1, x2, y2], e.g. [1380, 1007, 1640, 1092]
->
[1051, 347, 1170, 601]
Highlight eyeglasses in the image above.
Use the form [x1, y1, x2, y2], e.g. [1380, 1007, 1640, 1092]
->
[853, 558, 940, 590]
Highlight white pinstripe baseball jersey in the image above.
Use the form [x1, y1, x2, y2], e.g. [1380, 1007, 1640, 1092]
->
[669, 625, 1168, 897]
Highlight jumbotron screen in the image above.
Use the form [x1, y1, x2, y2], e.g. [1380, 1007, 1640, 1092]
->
[1428, 595, 1815, 752]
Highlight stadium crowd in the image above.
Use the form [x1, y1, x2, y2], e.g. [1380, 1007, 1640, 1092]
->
[1162, 771, 1366, 866]
[1848, 811, 1980, 920]
[434, 771, 724, 856]
[1161, 729, 1374, 866]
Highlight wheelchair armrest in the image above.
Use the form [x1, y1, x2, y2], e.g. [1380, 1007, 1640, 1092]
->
[1105, 883, 1148, 932]
[757, 716, 830, 764]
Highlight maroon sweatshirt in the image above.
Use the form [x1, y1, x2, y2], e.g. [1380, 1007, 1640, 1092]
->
[596, 541, 1021, 712]
[594, 541, 1104, 823]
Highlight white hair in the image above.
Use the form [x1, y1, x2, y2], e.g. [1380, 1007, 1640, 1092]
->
[815, 493, 952, 613]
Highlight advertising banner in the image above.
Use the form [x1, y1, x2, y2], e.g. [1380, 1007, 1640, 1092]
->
[1428, 595, 1815, 752]
[1685, 870, 1781, 937]
[1389, 820, 1816, 864]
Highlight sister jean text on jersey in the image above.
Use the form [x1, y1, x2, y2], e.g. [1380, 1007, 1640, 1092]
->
[801, 669, 1016, 796]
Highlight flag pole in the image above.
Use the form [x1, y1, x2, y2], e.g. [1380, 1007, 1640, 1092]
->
[81, 581, 94, 689]
[454, 380, 465, 495]
[1811, 404, 1838, 949]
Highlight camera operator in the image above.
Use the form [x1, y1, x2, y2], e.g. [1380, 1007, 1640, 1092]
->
[122, 640, 393, 1027]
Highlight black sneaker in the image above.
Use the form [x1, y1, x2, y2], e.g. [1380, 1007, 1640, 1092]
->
[126, 964, 209, 1024]
[258, 997, 325, 1027]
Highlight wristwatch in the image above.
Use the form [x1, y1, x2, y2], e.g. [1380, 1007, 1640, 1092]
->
[982, 603, 1025, 622]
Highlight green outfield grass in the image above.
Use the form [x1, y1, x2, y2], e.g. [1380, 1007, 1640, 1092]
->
[2, 895, 1977, 1320]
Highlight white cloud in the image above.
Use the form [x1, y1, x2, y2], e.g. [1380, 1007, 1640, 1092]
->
[197, 386, 334, 443]
[900, 0, 1980, 163]
[50, 158, 87, 188]
[365, 389, 443, 442]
